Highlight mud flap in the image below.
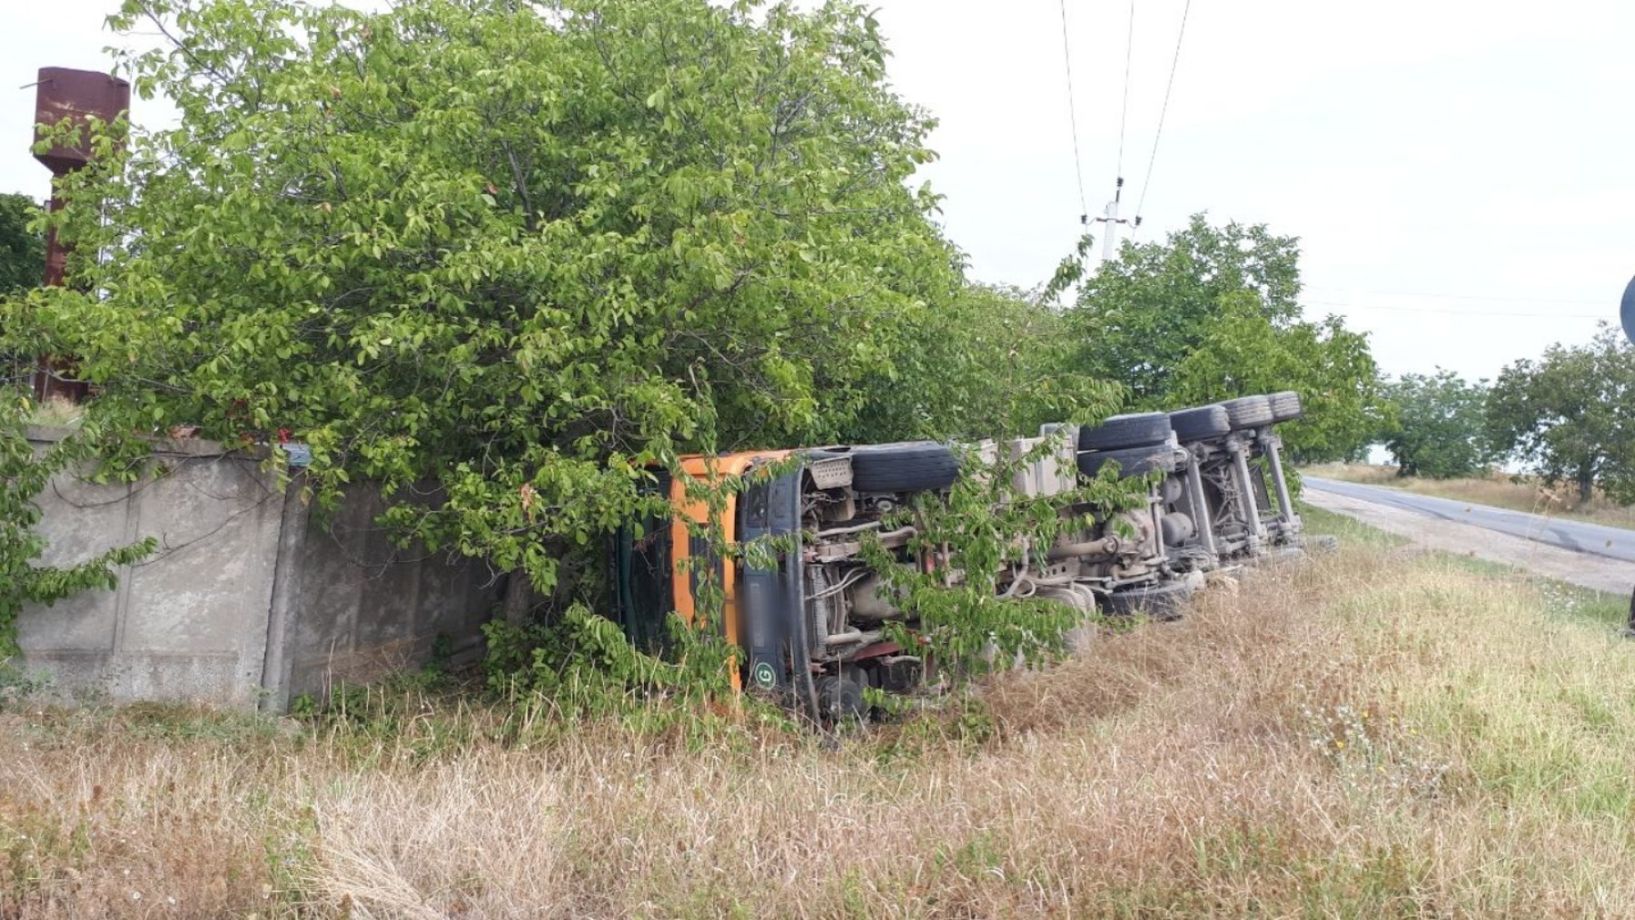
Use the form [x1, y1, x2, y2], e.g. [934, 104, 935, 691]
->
[738, 469, 806, 696]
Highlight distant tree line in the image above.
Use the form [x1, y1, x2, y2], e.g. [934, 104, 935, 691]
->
[1377, 326, 1635, 504]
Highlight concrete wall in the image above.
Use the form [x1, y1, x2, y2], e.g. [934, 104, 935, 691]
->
[16, 427, 500, 710]
[260, 485, 498, 712]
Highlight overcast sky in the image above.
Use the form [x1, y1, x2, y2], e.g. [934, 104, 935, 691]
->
[3, 0, 1630, 382]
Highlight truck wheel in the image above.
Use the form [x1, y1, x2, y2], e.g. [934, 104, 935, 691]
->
[1077, 413, 1173, 451]
[848, 441, 960, 493]
[1077, 444, 1179, 478]
[1268, 390, 1303, 422]
[1220, 395, 1274, 430]
[1103, 577, 1199, 620]
[1168, 404, 1231, 441]
[815, 673, 867, 722]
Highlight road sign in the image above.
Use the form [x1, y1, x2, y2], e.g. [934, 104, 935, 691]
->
[1624, 275, 1635, 345]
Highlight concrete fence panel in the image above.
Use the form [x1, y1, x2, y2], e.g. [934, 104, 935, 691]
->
[16, 427, 500, 710]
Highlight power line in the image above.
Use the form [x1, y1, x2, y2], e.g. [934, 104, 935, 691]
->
[1305, 286, 1605, 306]
[1133, 0, 1192, 228]
[1114, 0, 1135, 182]
[1305, 299, 1608, 320]
[1057, 0, 1089, 223]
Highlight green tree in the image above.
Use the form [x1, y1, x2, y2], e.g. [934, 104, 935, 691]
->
[1487, 324, 1635, 503]
[1073, 215, 1381, 460]
[2, 0, 968, 596]
[1380, 369, 1492, 479]
[0, 193, 43, 297]
[1072, 215, 1302, 404]
[855, 283, 1119, 442]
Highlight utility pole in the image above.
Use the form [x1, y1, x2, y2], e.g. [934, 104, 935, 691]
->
[1094, 177, 1137, 261]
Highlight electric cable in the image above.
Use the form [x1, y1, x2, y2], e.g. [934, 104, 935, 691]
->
[1306, 287, 1604, 306]
[1057, 0, 1089, 222]
[1304, 299, 1606, 320]
[1115, 0, 1135, 182]
[1133, 0, 1193, 228]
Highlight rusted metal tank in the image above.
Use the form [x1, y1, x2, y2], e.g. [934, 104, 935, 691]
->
[33, 67, 131, 176]
[30, 67, 130, 401]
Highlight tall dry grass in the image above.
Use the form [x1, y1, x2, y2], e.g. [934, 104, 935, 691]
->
[1306, 462, 1635, 529]
[5, 532, 1635, 916]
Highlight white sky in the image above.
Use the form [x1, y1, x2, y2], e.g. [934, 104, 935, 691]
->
[3, 0, 1631, 382]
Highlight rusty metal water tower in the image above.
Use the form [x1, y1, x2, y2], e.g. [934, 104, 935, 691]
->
[30, 66, 130, 402]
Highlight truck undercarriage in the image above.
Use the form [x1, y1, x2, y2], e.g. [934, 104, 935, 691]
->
[612, 391, 1311, 721]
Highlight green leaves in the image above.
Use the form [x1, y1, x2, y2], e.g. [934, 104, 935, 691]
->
[1072, 214, 1305, 405]
[5, 0, 1315, 701]
[0, 391, 157, 661]
[1488, 324, 1635, 502]
[1382, 369, 1495, 479]
[0, 193, 43, 297]
[852, 284, 1121, 444]
[0, 0, 970, 596]
[1072, 214, 1382, 462]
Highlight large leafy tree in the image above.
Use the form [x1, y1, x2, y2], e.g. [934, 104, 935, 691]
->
[1, 0, 968, 593]
[1487, 324, 1635, 503]
[1380, 369, 1492, 478]
[1164, 293, 1381, 462]
[854, 283, 1119, 443]
[0, 193, 43, 296]
[1071, 215, 1302, 404]
[1072, 215, 1380, 460]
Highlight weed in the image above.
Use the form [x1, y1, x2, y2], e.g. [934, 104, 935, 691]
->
[7, 515, 1635, 915]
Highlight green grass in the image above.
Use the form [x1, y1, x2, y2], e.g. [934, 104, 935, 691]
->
[9, 505, 1635, 915]
[1302, 499, 1630, 630]
[1299, 501, 1407, 548]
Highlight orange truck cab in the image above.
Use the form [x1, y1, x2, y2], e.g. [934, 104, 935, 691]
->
[612, 444, 958, 716]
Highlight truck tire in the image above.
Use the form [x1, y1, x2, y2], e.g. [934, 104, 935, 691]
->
[848, 441, 960, 493]
[815, 673, 867, 722]
[1168, 404, 1231, 441]
[1103, 578, 1197, 620]
[1268, 390, 1303, 422]
[1077, 413, 1173, 451]
[1220, 395, 1274, 430]
[1077, 444, 1179, 478]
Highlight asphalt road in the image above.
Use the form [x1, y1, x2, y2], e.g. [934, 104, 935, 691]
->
[1305, 477, 1635, 564]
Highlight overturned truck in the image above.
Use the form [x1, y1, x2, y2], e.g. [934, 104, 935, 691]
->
[611, 392, 1308, 720]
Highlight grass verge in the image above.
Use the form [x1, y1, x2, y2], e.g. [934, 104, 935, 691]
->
[5, 515, 1635, 916]
[1300, 500, 1629, 629]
